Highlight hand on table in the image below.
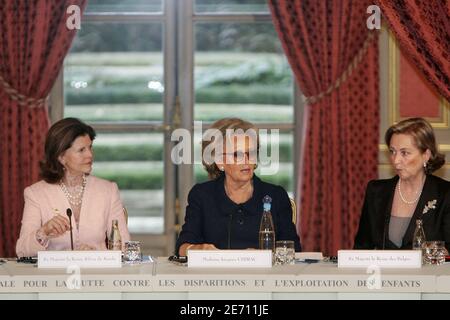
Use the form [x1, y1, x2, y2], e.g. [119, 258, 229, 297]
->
[41, 215, 70, 238]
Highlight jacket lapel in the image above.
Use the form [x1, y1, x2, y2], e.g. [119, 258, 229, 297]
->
[378, 177, 397, 249]
[216, 174, 236, 216]
[401, 175, 436, 247]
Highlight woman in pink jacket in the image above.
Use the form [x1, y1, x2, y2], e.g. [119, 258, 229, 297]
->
[16, 118, 130, 257]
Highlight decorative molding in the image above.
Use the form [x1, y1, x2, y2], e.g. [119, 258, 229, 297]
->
[388, 31, 449, 128]
[388, 30, 398, 126]
[439, 145, 450, 152]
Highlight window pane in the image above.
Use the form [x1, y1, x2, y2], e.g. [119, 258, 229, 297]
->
[195, 0, 269, 13]
[86, 0, 162, 13]
[65, 23, 163, 123]
[194, 22, 293, 124]
[193, 22, 294, 193]
[92, 132, 164, 234]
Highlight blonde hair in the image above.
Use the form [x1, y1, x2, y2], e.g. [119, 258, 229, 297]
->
[202, 118, 259, 179]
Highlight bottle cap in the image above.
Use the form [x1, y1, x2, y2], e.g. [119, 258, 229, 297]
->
[262, 195, 272, 212]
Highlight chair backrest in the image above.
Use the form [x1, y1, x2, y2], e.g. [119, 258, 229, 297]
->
[289, 198, 297, 225]
[123, 207, 128, 225]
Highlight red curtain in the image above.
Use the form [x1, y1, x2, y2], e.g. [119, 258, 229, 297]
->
[0, 0, 86, 257]
[376, 0, 450, 101]
[269, 0, 379, 256]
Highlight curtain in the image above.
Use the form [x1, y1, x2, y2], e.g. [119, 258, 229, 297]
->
[0, 0, 86, 257]
[269, 0, 379, 256]
[376, 0, 449, 101]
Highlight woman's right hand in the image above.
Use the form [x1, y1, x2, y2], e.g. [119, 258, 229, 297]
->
[41, 215, 70, 238]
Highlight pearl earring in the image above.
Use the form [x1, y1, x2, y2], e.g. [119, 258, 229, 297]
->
[423, 162, 427, 168]
[220, 167, 224, 171]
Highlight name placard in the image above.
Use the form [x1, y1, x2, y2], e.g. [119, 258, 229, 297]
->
[187, 250, 272, 268]
[338, 250, 422, 268]
[38, 251, 122, 268]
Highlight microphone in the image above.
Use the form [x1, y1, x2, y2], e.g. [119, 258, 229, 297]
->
[227, 213, 233, 249]
[382, 212, 390, 250]
[66, 208, 74, 251]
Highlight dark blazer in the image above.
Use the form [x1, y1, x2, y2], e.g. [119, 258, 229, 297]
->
[176, 174, 301, 254]
[354, 175, 450, 251]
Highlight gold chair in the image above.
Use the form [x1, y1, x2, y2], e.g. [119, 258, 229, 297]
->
[123, 207, 128, 225]
[289, 198, 297, 225]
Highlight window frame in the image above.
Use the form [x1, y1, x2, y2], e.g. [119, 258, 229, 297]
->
[49, 0, 302, 255]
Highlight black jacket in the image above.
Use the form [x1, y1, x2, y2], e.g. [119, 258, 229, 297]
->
[176, 174, 301, 254]
[354, 175, 450, 251]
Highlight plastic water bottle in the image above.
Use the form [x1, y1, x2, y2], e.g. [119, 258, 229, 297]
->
[259, 195, 275, 252]
[108, 219, 122, 250]
[412, 219, 426, 250]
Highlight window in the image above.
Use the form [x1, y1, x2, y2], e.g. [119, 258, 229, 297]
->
[52, 0, 298, 255]
[192, 21, 294, 192]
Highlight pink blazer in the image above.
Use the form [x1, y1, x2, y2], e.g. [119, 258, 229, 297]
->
[16, 175, 130, 257]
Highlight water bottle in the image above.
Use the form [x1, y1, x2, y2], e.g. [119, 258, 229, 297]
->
[259, 195, 275, 252]
[108, 219, 122, 250]
[412, 219, 426, 250]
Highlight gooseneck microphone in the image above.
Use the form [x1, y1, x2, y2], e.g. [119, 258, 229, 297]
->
[227, 213, 233, 249]
[382, 212, 390, 250]
[66, 208, 74, 250]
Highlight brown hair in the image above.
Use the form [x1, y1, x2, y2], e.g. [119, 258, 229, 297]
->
[385, 117, 445, 174]
[40, 118, 96, 183]
[202, 118, 259, 179]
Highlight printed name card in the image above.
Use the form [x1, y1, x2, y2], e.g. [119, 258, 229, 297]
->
[38, 251, 122, 268]
[187, 250, 272, 268]
[338, 250, 422, 268]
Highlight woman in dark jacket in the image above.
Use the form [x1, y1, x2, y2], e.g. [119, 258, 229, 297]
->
[176, 118, 301, 256]
[354, 118, 450, 251]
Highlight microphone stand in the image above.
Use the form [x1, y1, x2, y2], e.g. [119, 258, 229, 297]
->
[382, 212, 390, 250]
[66, 208, 74, 250]
[227, 213, 233, 249]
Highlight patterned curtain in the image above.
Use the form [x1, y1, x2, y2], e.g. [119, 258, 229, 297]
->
[376, 0, 450, 101]
[269, 0, 379, 256]
[0, 0, 86, 257]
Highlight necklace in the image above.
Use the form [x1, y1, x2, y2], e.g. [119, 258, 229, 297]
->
[60, 174, 87, 207]
[224, 181, 253, 202]
[397, 177, 423, 205]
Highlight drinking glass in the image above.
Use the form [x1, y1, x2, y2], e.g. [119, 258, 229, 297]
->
[422, 241, 446, 265]
[274, 240, 295, 265]
[123, 241, 142, 263]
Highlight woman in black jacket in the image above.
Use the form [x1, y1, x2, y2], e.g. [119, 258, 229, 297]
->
[354, 118, 450, 251]
[176, 118, 301, 256]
